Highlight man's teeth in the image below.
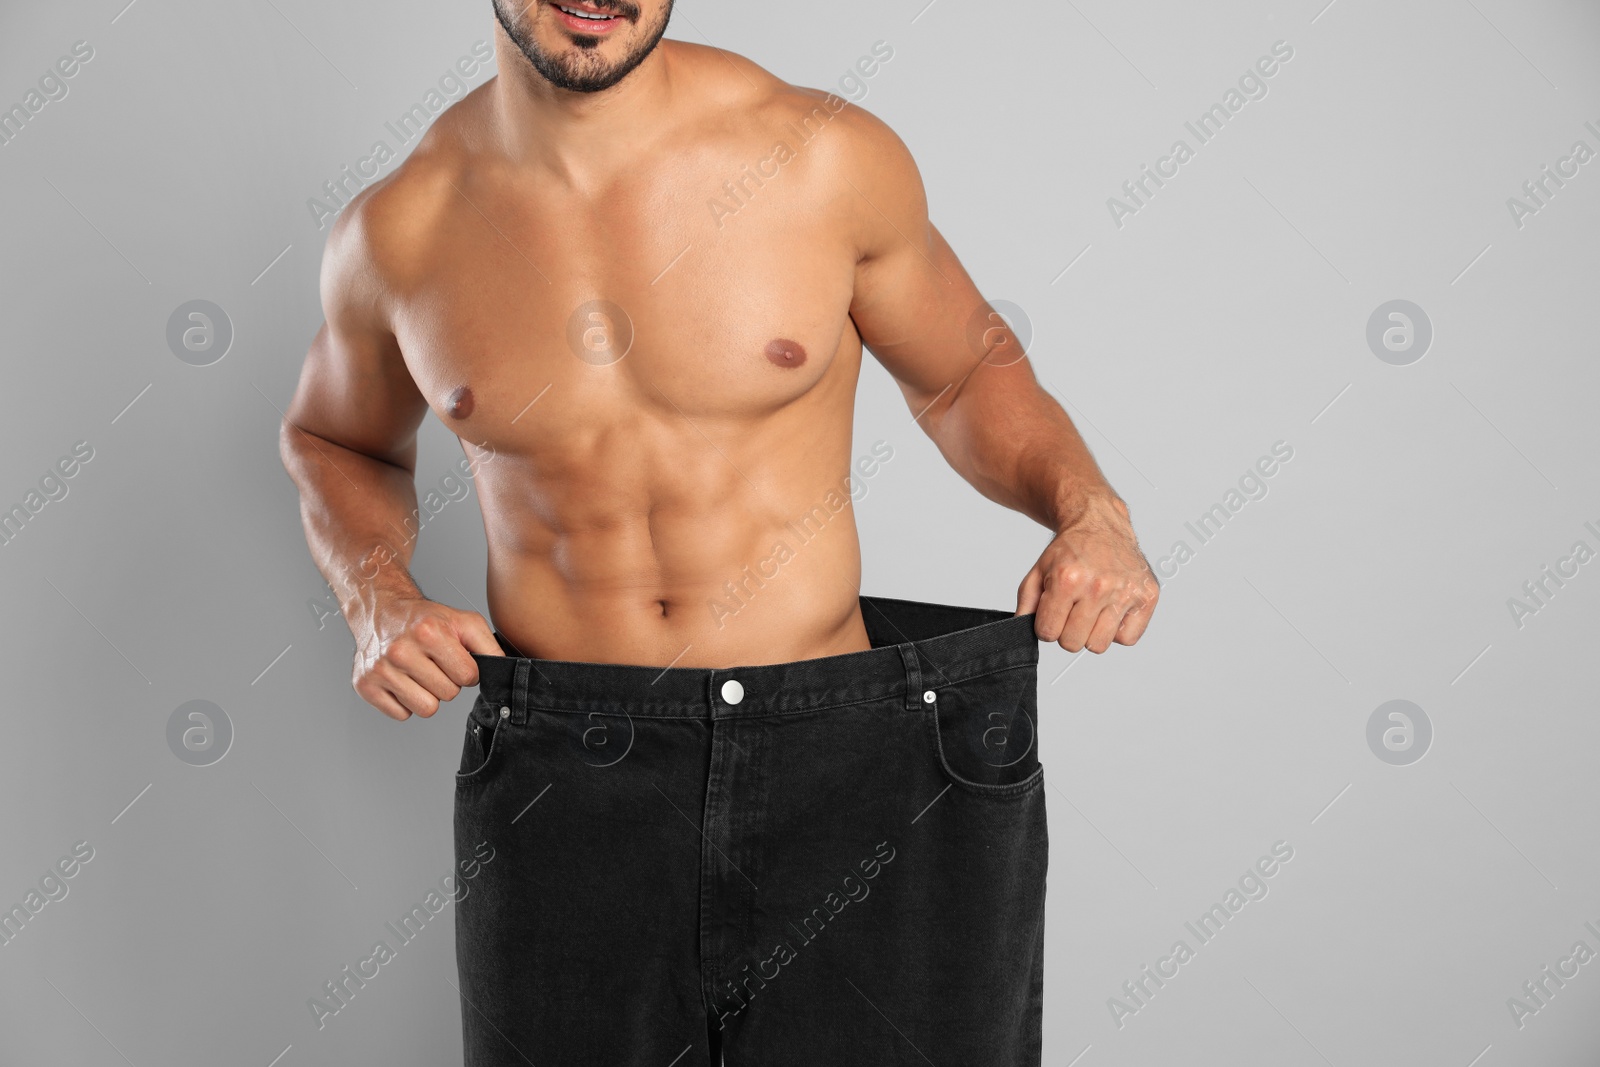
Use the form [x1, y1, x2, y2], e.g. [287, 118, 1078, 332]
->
[557, 4, 615, 18]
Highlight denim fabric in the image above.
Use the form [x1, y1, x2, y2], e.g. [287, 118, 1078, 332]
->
[455, 595, 1048, 1066]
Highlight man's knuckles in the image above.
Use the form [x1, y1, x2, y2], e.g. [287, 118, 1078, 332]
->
[407, 614, 452, 643]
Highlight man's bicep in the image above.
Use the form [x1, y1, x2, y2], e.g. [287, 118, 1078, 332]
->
[284, 206, 428, 471]
[841, 109, 993, 414]
[851, 223, 994, 410]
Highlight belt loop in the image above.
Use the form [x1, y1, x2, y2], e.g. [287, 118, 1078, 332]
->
[512, 658, 530, 724]
[896, 642, 922, 711]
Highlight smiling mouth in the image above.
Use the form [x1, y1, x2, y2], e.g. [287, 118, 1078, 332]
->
[552, 2, 624, 24]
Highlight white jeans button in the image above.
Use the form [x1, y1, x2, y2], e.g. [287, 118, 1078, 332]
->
[500, 706, 511, 719]
[721, 679, 745, 705]
[923, 689, 937, 704]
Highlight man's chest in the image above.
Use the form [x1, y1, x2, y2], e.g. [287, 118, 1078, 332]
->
[390, 185, 862, 449]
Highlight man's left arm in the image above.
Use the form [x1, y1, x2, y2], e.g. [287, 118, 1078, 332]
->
[834, 104, 1159, 653]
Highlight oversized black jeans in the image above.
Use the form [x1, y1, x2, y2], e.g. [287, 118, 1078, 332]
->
[454, 595, 1048, 1066]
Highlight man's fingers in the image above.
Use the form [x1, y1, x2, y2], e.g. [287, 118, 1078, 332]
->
[1023, 527, 1159, 652]
[351, 600, 508, 721]
[379, 666, 445, 718]
[1015, 568, 1044, 617]
[1052, 576, 1151, 653]
[419, 616, 487, 690]
[1085, 604, 1126, 653]
[455, 611, 506, 660]
[1030, 576, 1078, 643]
[364, 687, 412, 722]
[1054, 595, 1100, 653]
[387, 641, 464, 707]
[1114, 589, 1158, 645]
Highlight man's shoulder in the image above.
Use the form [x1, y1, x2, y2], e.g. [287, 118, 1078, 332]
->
[322, 100, 484, 291]
[674, 41, 912, 179]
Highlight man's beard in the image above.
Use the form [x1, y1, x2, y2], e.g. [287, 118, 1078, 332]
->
[492, 0, 673, 93]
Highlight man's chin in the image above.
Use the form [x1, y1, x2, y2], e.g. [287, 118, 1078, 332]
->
[498, 0, 669, 94]
[541, 63, 632, 92]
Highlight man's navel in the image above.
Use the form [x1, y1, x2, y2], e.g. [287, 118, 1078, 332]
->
[764, 338, 807, 369]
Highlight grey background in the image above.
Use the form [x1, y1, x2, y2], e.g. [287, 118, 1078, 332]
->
[2, 0, 1597, 1064]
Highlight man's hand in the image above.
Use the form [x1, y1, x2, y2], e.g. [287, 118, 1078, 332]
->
[1016, 495, 1160, 654]
[351, 596, 506, 720]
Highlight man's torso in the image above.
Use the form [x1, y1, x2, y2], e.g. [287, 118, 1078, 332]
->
[354, 42, 884, 666]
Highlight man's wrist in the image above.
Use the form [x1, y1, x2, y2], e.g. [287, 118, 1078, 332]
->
[339, 542, 425, 624]
[1050, 484, 1126, 533]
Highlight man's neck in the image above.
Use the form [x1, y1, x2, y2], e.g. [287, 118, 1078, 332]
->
[488, 32, 680, 186]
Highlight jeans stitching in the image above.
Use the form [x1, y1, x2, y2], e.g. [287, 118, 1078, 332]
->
[923, 677, 1046, 799]
[455, 716, 509, 785]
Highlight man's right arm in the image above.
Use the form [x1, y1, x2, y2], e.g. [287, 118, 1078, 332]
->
[279, 190, 502, 721]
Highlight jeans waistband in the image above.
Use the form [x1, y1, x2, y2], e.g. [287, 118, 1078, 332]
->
[469, 595, 1038, 722]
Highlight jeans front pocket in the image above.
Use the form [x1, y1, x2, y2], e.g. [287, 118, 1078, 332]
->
[924, 664, 1044, 798]
[456, 696, 511, 786]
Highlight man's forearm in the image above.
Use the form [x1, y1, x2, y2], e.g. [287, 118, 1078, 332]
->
[929, 362, 1124, 533]
[279, 421, 425, 632]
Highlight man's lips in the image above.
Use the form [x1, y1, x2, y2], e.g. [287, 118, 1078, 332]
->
[549, 0, 630, 32]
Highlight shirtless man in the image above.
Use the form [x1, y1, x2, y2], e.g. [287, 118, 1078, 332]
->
[280, 1, 1158, 1063]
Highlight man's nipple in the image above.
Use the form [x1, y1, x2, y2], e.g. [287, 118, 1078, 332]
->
[764, 338, 807, 369]
[446, 385, 475, 419]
